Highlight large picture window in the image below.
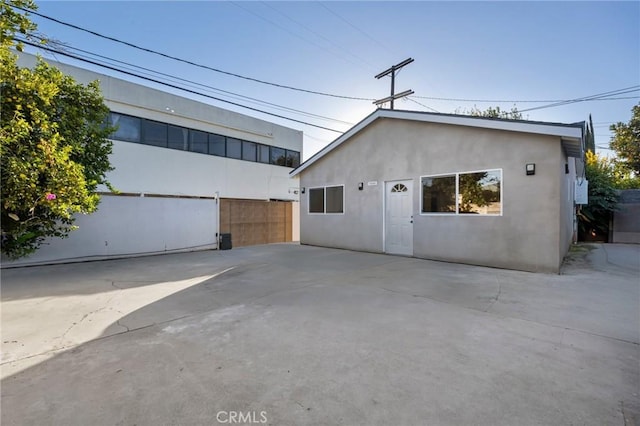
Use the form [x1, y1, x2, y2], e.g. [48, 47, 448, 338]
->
[308, 185, 344, 214]
[459, 170, 501, 214]
[421, 169, 502, 215]
[422, 175, 456, 213]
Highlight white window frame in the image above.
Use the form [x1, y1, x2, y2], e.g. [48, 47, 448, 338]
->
[307, 184, 345, 215]
[420, 168, 503, 216]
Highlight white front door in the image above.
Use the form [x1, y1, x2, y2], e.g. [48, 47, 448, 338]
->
[385, 180, 413, 256]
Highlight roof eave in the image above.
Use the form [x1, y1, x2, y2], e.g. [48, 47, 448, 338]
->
[290, 109, 586, 176]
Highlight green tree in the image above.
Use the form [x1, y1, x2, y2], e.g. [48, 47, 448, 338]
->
[465, 105, 524, 120]
[577, 151, 619, 240]
[585, 114, 595, 154]
[610, 103, 640, 175]
[1, 0, 115, 259]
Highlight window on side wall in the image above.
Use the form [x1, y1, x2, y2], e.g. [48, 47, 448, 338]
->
[209, 134, 226, 157]
[168, 125, 188, 150]
[226, 137, 242, 159]
[242, 141, 257, 161]
[270, 147, 286, 166]
[257, 145, 270, 164]
[143, 119, 168, 147]
[285, 150, 300, 168]
[109, 113, 141, 142]
[325, 186, 344, 213]
[188, 130, 208, 154]
[309, 188, 325, 213]
[421, 169, 502, 215]
[308, 185, 344, 214]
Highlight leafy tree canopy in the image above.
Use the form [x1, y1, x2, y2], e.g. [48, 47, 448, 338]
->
[609, 103, 640, 175]
[578, 151, 619, 239]
[1, 0, 115, 259]
[457, 105, 524, 120]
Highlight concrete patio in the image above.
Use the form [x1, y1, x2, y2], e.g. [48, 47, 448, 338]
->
[1, 243, 638, 425]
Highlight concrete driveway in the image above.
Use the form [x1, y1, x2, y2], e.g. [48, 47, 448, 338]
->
[1, 243, 638, 425]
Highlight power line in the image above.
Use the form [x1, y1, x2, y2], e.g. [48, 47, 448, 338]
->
[412, 93, 640, 103]
[518, 87, 640, 113]
[260, 1, 376, 71]
[17, 39, 345, 133]
[405, 97, 439, 112]
[26, 36, 355, 126]
[14, 4, 375, 101]
[231, 1, 370, 73]
[318, 2, 397, 57]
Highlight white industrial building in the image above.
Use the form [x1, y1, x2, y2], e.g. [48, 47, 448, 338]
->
[8, 53, 302, 266]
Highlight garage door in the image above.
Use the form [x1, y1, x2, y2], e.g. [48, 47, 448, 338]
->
[219, 199, 293, 247]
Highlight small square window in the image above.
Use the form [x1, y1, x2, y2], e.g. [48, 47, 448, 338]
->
[227, 138, 242, 159]
[309, 188, 325, 213]
[286, 150, 300, 168]
[189, 130, 208, 154]
[242, 141, 257, 161]
[109, 113, 140, 142]
[168, 125, 188, 150]
[257, 145, 270, 163]
[271, 147, 286, 166]
[325, 186, 343, 213]
[143, 120, 168, 147]
[209, 134, 226, 157]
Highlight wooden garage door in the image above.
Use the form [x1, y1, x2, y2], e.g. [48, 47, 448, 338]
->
[219, 199, 293, 247]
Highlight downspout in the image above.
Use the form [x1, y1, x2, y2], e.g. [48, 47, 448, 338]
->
[215, 191, 220, 250]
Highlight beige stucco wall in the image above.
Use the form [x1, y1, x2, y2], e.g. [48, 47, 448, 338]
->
[300, 118, 573, 273]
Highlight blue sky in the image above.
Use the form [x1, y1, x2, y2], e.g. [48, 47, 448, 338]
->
[25, 1, 640, 159]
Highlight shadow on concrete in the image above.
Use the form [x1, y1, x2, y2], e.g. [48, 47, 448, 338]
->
[1, 243, 638, 425]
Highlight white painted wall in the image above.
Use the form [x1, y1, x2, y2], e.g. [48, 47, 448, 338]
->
[7, 195, 218, 266]
[105, 141, 298, 201]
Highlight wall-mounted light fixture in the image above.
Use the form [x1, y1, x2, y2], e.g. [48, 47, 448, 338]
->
[526, 163, 536, 176]
[358, 182, 364, 191]
[301, 187, 305, 194]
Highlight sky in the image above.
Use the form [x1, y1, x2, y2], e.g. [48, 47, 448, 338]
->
[22, 1, 640, 160]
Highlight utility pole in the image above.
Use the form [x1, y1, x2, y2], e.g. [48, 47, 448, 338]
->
[374, 58, 414, 109]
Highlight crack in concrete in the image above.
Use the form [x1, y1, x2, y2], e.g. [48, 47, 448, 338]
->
[378, 284, 639, 346]
[116, 320, 130, 332]
[621, 400, 629, 426]
[57, 292, 119, 343]
[484, 276, 502, 313]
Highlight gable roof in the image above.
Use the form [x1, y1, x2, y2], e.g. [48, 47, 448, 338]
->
[290, 109, 584, 177]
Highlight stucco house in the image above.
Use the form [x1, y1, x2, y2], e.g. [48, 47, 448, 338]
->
[291, 109, 584, 273]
